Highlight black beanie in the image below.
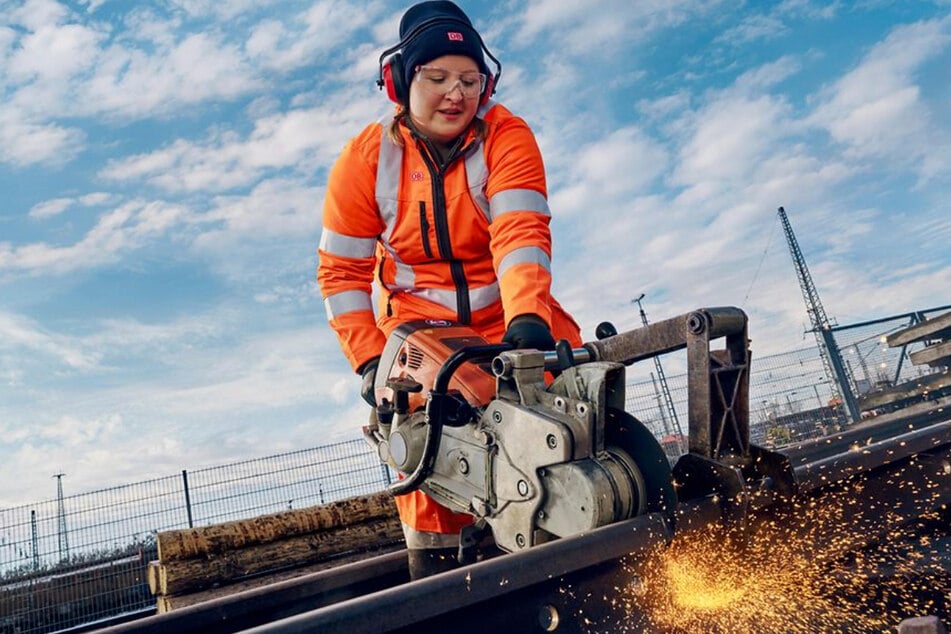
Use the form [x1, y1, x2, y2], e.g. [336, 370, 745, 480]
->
[399, 1, 489, 91]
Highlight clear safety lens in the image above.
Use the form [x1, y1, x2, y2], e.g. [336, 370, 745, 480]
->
[415, 65, 486, 99]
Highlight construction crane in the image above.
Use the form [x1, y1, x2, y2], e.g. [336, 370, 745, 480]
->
[777, 206, 860, 423]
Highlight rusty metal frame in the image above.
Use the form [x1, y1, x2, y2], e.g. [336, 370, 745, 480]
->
[587, 306, 752, 463]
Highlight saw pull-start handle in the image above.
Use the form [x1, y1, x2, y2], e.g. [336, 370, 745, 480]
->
[388, 343, 511, 497]
[387, 376, 423, 414]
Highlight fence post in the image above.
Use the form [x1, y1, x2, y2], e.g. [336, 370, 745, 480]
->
[30, 510, 39, 571]
[181, 470, 194, 528]
[381, 463, 392, 486]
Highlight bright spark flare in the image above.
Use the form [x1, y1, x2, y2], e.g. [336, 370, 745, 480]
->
[581, 457, 951, 633]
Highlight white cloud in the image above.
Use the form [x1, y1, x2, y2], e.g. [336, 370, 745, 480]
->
[0, 415, 191, 504]
[168, 0, 280, 20]
[198, 178, 320, 246]
[10, 0, 70, 31]
[0, 107, 85, 166]
[149, 327, 350, 417]
[0, 319, 359, 498]
[515, 0, 725, 57]
[28, 193, 116, 219]
[38, 413, 121, 444]
[79, 192, 114, 206]
[246, 1, 378, 71]
[0, 200, 188, 275]
[673, 92, 796, 189]
[733, 55, 801, 92]
[29, 197, 74, 219]
[777, 0, 841, 20]
[78, 0, 110, 13]
[809, 17, 951, 175]
[0, 0, 392, 173]
[100, 95, 380, 193]
[637, 91, 692, 122]
[6, 22, 103, 82]
[0, 3, 263, 131]
[550, 126, 669, 218]
[716, 13, 788, 45]
[79, 316, 226, 366]
[0, 25, 16, 59]
[81, 33, 261, 119]
[0, 310, 100, 370]
[120, 6, 181, 48]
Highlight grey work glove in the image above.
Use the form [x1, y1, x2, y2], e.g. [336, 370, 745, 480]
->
[502, 314, 556, 351]
[360, 357, 380, 407]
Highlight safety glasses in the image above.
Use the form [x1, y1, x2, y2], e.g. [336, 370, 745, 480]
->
[414, 65, 486, 99]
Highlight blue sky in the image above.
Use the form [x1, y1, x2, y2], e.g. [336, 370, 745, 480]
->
[1, 0, 950, 506]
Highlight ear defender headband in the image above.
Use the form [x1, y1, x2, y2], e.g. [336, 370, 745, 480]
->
[376, 16, 502, 108]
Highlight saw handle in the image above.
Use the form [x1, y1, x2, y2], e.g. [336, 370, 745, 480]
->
[387, 340, 600, 496]
[389, 343, 512, 497]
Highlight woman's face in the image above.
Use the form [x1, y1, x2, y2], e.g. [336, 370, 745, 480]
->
[408, 54, 482, 144]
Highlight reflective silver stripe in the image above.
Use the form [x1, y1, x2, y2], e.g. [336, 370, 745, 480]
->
[323, 290, 373, 320]
[469, 98, 494, 221]
[401, 522, 460, 548]
[412, 287, 461, 311]
[318, 228, 376, 259]
[469, 281, 501, 311]
[489, 188, 550, 222]
[386, 253, 417, 291]
[377, 127, 402, 244]
[477, 98, 497, 118]
[465, 143, 490, 223]
[414, 282, 499, 312]
[497, 246, 551, 279]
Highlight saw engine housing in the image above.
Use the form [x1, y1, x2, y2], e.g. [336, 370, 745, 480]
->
[365, 320, 670, 553]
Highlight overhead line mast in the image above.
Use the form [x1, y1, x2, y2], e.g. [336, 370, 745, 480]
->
[776, 206, 860, 424]
[632, 294, 686, 454]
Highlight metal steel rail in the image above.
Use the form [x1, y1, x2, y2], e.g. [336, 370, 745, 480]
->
[99, 514, 673, 634]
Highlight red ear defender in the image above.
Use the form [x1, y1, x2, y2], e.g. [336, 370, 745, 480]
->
[377, 16, 502, 108]
[480, 73, 495, 107]
[380, 54, 408, 105]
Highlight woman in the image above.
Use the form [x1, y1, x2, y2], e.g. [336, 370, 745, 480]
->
[317, 0, 581, 579]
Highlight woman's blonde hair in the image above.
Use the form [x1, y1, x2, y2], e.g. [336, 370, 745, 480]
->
[386, 107, 488, 146]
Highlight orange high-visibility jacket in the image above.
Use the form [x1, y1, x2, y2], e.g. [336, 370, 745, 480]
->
[318, 101, 581, 533]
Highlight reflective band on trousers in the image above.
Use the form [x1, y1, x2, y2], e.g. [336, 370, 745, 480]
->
[401, 522, 461, 549]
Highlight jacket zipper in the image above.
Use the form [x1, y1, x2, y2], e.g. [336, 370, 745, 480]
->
[377, 254, 395, 317]
[417, 139, 472, 324]
[418, 202, 434, 259]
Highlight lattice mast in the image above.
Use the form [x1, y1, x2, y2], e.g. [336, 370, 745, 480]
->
[633, 294, 686, 454]
[53, 473, 69, 562]
[777, 206, 859, 423]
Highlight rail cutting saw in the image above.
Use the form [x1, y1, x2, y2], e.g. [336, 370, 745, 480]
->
[361, 310, 756, 554]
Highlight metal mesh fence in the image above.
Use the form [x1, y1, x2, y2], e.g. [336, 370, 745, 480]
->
[0, 440, 389, 634]
[828, 308, 950, 400]
[181, 441, 391, 527]
[624, 343, 839, 459]
[625, 306, 951, 461]
[1, 306, 947, 633]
